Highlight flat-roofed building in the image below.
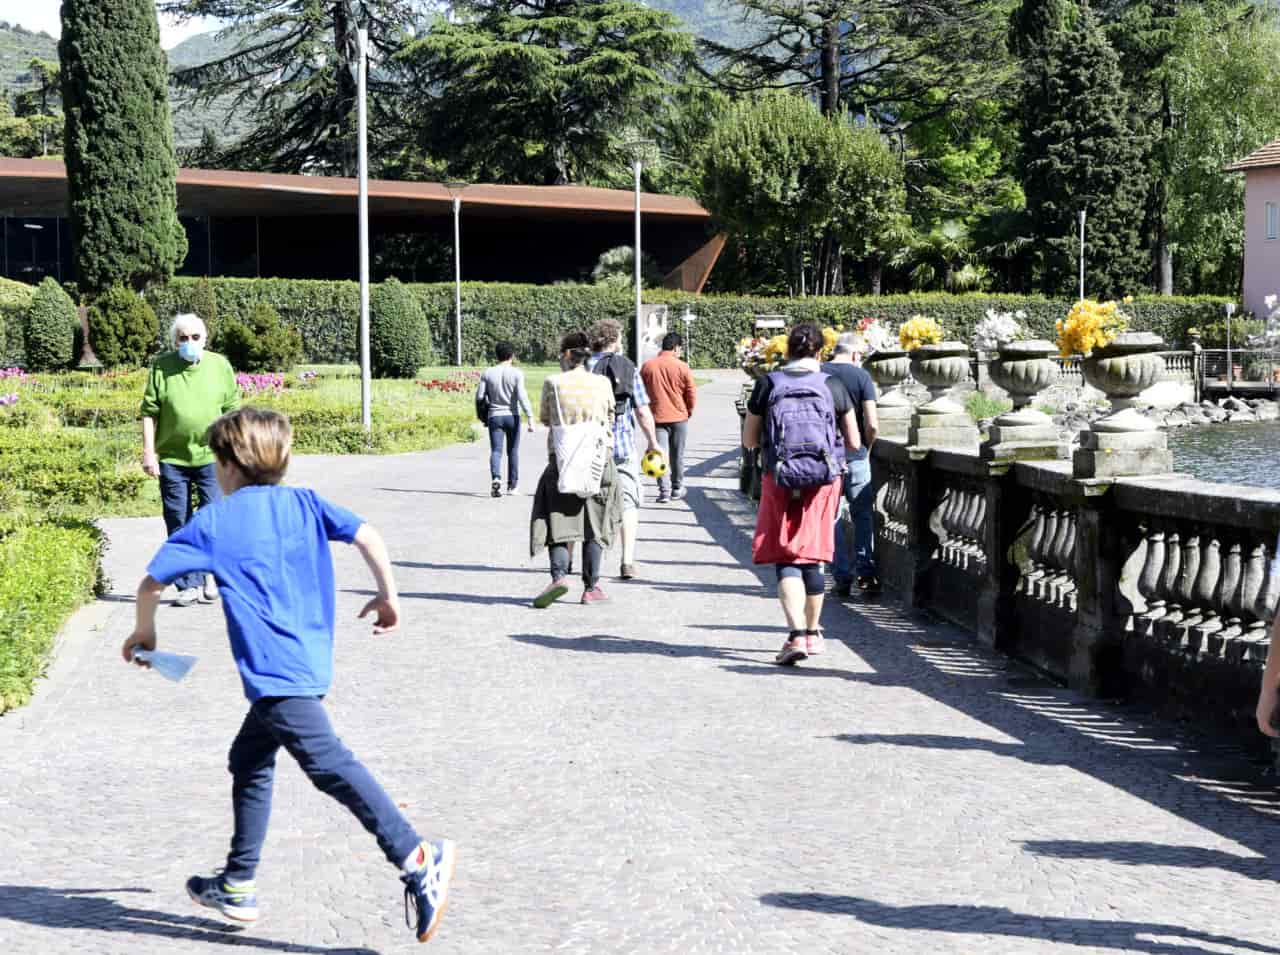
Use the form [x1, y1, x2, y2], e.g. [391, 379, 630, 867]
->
[0, 158, 723, 291]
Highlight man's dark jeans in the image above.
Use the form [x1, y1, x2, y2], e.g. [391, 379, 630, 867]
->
[488, 414, 521, 488]
[224, 696, 421, 881]
[655, 420, 688, 495]
[158, 461, 220, 591]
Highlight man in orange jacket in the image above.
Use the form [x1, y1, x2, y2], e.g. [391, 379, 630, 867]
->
[640, 332, 697, 503]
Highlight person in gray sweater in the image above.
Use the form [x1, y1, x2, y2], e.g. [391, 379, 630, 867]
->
[477, 342, 535, 496]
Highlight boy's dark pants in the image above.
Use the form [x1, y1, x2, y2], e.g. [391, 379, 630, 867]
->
[224, 696, 421, 881]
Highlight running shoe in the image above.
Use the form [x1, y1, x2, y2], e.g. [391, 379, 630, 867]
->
[186, 872, 259, 924]
[806, 630, 825, 656]
[775, 634, 808, 666]
[401, 839, 455, 943]
[532, 578, 569, 609]
[490, 479, 502, 498]
[581, 585, 609, 605]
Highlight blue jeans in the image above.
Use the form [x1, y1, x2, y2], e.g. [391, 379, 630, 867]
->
[158, 461, 221, 591]
[833, 451, 877, 584]
[488, 414, 521, 487]
[224, 696, 421, 881]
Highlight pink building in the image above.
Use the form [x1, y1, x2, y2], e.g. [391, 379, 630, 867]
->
[1228, 139, 1280, 319]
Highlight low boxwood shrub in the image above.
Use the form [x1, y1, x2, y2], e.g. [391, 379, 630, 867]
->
[370, 277, 432, 378]
[219, 302, 303, 372]
[0, 276, 36, 366]
[0, 521, 103, 713]
[88, 285, 160, 368]
[23, 278, 79, 372]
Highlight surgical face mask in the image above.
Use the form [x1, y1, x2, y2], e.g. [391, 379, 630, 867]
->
[178, 339, 204, 363]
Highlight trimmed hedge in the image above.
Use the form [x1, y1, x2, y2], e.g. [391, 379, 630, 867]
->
[220, 302, 303, 372]
[371, 277, 432, 378]
[0, 277, 35, 367]
[24, 278, 79, 372]
[0, 521, 103, 713]
[147, 278, 1235, 368]
[88, 285, 160, 368]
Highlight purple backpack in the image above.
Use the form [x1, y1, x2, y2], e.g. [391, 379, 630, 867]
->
[764, 370, 844, 490]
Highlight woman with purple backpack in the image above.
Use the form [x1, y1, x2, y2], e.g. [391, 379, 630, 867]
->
[742, 323, 862, 665]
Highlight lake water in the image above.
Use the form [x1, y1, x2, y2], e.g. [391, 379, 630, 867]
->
[1167, 422, 1280, 488]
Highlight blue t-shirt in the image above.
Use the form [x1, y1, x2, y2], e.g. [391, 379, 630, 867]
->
[147, 485, 365, 702]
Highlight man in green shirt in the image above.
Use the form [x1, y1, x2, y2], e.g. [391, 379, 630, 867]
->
[140, 313, 240, 606]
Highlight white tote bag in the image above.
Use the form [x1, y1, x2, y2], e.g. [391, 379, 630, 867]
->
[551, 383, 610, 498]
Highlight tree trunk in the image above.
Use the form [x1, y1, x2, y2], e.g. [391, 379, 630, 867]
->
[870, 258, 883, 295]
[820, 18, 840, 116]
[332, 4, 358, 178]
[1154, 77, 1173, 295]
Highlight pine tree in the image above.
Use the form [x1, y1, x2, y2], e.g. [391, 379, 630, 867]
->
[161, 1, 419, 176]
[60, 0, 187, 293]
[1018, 4, 1148, 297]
[400, 0, 694, 186]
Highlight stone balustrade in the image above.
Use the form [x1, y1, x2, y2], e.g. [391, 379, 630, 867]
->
[868, 442, 1280, 752]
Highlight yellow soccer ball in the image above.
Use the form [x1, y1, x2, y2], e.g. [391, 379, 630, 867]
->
[641, 449, 668, 479]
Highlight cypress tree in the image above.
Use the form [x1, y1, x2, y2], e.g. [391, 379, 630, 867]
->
[1018, 4, 1149, 297]
[59, 0, 187, 294]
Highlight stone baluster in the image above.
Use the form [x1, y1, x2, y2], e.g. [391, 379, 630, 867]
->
[1208, 539, 1243, 659]
[1230, 539, 1268, 665]
[1033, 508, 1060, 600]
[1047, 508, 1075, 606]
[1154, 527, 1183, 641]
[1019, 502, 1046, 595]
[1134, 524, 1166, 637]
[1245, 536, 1277, 665]
[1186, 536, 1222, 657]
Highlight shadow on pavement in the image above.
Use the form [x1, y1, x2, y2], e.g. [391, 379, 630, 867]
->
[759, 892, 1280, 955]
[1020, 840, 1280, 882]
[678, 450, 1280, 867]
[0, 886, 379, 953]
[392, 561, 542, 575]
[510, 632, 768, 664]
[376, 487, 488, 498]
[343, 588, 532, 607]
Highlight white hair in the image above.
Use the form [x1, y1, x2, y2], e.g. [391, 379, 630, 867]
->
[169, 313, 207, 348]
[834, 332, 862, 355]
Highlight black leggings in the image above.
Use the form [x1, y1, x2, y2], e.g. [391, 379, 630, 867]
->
[773, 560, 824, 591]
[551, 541, 602, 589]
[775, 563, 825, 595]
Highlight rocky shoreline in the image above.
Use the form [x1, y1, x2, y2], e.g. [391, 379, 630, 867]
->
[1048, 396, 1280, 435]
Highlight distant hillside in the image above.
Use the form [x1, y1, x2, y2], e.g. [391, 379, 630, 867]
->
[166, 27, 257, 149]
[648, 0, 759, 49]
[0, 21, 57, 100]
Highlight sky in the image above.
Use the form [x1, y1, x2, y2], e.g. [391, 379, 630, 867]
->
[0, 1, 221, 50]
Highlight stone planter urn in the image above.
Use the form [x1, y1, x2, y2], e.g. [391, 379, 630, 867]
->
[982, 339, 1063, 461]
[906, 341, 978, 451]
[865, 348, 912, 442]
[1081, 331, 1166, 418]
[909, 341, 970, 408]
[1073, 332, 1172, 478]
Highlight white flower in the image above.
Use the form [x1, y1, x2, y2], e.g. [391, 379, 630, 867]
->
[973, 309, 1025, 352]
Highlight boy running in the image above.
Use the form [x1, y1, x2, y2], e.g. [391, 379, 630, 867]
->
[121, 406, 454, 944]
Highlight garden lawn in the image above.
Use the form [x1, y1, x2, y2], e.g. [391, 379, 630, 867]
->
[0, 362, 493, 715]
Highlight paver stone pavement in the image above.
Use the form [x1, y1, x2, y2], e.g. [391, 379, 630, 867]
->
[2, 372, 1280, 953]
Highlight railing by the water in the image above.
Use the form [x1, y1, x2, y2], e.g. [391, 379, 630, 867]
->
[1200, 348, 1280, 394]
[869, 440, 1280, 752]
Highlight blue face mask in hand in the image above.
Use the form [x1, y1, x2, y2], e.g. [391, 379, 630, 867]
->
[178, 340, 204, 363]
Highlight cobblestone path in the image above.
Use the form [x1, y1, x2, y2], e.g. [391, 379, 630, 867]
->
[2, 373, 1279, 954]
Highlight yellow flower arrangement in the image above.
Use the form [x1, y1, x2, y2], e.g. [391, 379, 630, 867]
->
[762, 334, 789, 365]
[737, 325, 845, 374]
[1055, 299, 1130, 357]
[898, 315, 944, 351]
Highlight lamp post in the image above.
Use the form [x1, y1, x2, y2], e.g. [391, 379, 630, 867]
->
[681, 305, 696, 366]
[354, 27, 372, 431]
[1226, 301, 1236, 390]
[624, 140, 654, 368]
[1078, 209, 1086, 302]
[444, 181, 468, 366]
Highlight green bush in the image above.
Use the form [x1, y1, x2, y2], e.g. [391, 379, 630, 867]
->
[965, 392, 1013, 421]
[23, 278, 79, 372]
[1199, 317, 1265, 347]
[149, 277, 1233, 368]
[219, 302, 303, 372]
[0, 276, 36, 366]
[0, 521, 103, 713]
[370, 277, 432, 378]
[189, 276, 220, 345]
[87, 285, 160, 368]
